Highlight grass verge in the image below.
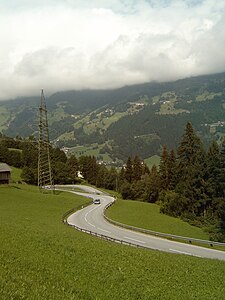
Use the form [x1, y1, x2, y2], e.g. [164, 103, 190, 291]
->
[106, 199, 209, 240]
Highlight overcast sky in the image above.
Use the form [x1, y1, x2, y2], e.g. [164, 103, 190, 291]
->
[1, 0, 225, 100]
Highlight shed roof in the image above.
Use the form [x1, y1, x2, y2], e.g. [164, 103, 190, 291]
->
[0, 163, 12, 172]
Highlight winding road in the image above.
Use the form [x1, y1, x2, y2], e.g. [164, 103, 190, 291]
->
[57, 185, 225, 261]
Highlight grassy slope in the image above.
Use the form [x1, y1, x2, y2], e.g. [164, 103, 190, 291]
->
[106, 199, 209, 240]
[1, 185, 225, 299]
[144, 154, 160, 169]
[196, 91, 222, 102]
[156, 92, 188, 115]
[83, 112, 126, 134]
[68, 143, 112, 161]
[11, 166, 22, 182]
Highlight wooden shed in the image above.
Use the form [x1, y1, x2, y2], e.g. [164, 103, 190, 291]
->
[0, 163, 12, 184]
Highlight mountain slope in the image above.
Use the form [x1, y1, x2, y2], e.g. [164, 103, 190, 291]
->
[0, 72, 225, 162]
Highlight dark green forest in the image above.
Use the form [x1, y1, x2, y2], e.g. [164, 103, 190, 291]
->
[1, 122, 225, 241]
[118, 123, 225, 242]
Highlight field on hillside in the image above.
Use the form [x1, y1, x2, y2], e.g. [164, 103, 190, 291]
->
[68, 143, 112, 161]
[1, 184, 225, 299]
[144, 155, 160, 168]
[68, 144, 100, 156]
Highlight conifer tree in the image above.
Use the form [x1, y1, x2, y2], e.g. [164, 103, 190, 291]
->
[96, 165, 107, 188]
[219, 138, 225, 198]
[118, 166, 125, 181]
[168, 149, 177, 190]
[124, 156, 133, 183]
[159, 145, 169, 190]
[0, 143, 9, 164]
[176, 122, 207, 215]
[105, 167, 118, 190]
[67, 155, 79, 183]
[206, 141, 222, 199]
[79, 155, 98, 184]
[219, 202, 225, 238]
[145, 165, 160, 202]
[177, 122, 203, 170]
[133, 155, 143, 181]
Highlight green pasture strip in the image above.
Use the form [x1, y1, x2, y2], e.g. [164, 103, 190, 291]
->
[68, 143, 112, 161]
[196, 91, 222, 102]
[8, 148, 22, 153]
[48, 107, 68, 125]
[57, 131, 74, 141]
[106, 199, 209, 240]
[144, 154, 160, 168]
[1, 184, 225, 300]
[83, 112, 127, 135]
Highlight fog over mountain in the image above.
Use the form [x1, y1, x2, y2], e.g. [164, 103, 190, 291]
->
[1, 0, 225, 100]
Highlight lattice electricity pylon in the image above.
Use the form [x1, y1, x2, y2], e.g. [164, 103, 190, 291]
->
[38, 89, 54, 191]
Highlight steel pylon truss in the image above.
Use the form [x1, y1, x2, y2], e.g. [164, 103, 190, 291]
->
[38, 90, 53, 191]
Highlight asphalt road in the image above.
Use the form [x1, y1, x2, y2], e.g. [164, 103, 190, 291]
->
[58, 185, 225, 261]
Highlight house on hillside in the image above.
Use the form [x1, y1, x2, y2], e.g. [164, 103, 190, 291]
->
[77, 171, 84, 179]
[0, 163, 12, 184]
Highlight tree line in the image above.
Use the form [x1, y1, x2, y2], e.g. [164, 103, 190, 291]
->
[0, 134, 121, 188]
[116, 122, 225, 241]
[71, 122, 225, 241]
[1, 122, 225, 241]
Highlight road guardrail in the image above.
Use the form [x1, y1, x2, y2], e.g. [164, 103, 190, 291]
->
[62, 210, 149, 250]
[103, 202, 225, 248]
[61, 188, 225, 249]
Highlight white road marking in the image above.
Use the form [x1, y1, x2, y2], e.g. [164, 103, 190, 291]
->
[84, 204, 111, 233]
[84, 206, 99, 220]
[97, 228, 111, 234]
[85, 220, 96, 228]
[89, 206, 100, 213]
[169, 248, 202, 257]
[84, 208, 99, 228]
[62, 185, 225, 261]
[124, 236, 146, 244]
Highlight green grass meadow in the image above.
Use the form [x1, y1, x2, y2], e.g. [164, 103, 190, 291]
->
[10, 166, 22, 183]
[1, 185, 225, 299]
[144, 155, 160, 169]
[106, 199, 209, 240]
[68, 143, 112, 161]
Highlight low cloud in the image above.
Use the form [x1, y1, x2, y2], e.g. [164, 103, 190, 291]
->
[0, 0, 225, 100]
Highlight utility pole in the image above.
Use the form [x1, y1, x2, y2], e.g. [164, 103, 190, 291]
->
[38, 89, 53, 191]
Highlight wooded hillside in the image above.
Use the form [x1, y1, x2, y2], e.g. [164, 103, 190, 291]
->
[0, 72, 224, 162]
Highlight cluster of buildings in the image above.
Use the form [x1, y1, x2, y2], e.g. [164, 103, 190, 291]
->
[204, 121, 225, 134]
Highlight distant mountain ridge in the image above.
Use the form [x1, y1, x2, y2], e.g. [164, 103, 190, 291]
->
[0, 72, 225, 162]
